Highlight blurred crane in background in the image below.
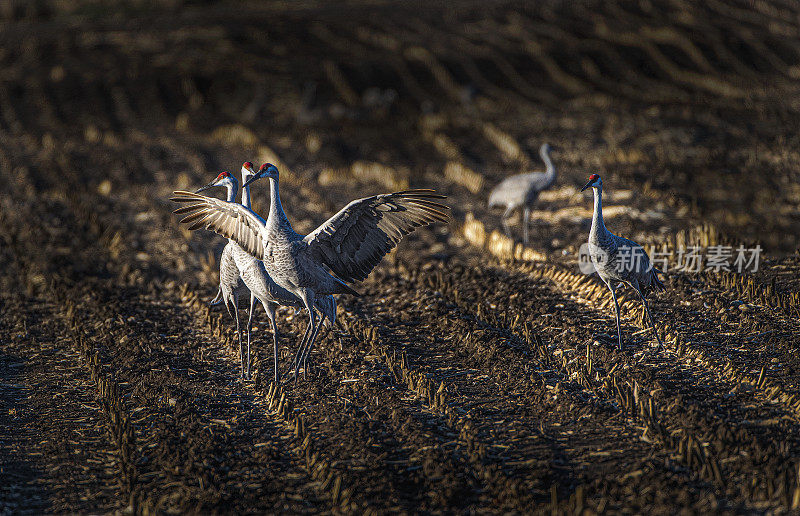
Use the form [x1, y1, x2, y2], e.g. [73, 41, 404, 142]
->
[488, 143, 556, 244]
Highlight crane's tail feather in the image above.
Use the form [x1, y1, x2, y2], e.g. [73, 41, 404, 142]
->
[333, 280, 359, 296]
[209, 288, 223, 306]
[341, 283, 360, 296]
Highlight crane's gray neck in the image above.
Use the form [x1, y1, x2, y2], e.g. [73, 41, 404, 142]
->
[541, 146, 555, 180]
[589, 186, 607, 240]
[225, 180, 237, 203]
[267, 176, 293, 232]
[242, 177, 252, 209]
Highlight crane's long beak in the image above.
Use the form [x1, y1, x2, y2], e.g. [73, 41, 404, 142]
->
[195, 181, 217, 193]
[242, 175, 259, 188]
[580, 179, 594, 192]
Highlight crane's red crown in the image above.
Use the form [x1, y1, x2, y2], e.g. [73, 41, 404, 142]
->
[589, 173, 599, 181]
[216, 171, 231, 180]
[242, 162, 253, 169]
[259, 163, 276, 172]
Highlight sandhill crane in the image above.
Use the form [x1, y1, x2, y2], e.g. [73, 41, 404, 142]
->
[581, 173, 665, 351]
[171, 163, 449, 376]
[208, 162, 257, 314]
[195, 170, 250, 376]
[488, 143, 556, 244]
[191, 164, 338, 382]
[233, 243, 337, 382]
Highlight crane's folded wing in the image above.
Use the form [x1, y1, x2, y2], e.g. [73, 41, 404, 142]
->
[170, 190, 267, 260]
[303, 189, 449, 283]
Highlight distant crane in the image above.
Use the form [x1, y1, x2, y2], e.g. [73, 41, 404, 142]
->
[172, 163, 449, 377]
[488, 143, 556, 244]
[581, 173, 665, 351]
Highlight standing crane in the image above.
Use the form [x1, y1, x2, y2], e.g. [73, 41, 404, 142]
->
[488, 143, 556, 244]
[208, 162, 261, 322]
[171, 163, 449, 377]
[184, 165, 338, 382]
[581, 173, 665, 351]
[196, 169, 248, 376]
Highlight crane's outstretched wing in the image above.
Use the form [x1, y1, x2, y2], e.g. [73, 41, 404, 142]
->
[303, 189, 449, 283]
[170, 191, 267, 260]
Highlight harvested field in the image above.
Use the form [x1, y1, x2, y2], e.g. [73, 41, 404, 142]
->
[1, 0, 800, 513]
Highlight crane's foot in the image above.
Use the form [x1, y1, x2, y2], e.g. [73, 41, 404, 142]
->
[650, 343, 664, 358]
[286, 364, 313, 384]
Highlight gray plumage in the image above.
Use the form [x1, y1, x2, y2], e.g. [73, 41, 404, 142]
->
[488, 143, 556, 244]
[191, 164, 338, 382]
[214, 243, 248, 328]
[233, 240, 337, 381]
[198, 170, 251, 378]
[172, 163, 449, 377]
[582, 174, 665, 351]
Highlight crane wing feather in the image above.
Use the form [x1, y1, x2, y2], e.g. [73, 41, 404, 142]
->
[170, 191, 267, 260]
[303, 189, 449, 283]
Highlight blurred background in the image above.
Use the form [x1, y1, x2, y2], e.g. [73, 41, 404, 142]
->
[2, 0, 799, 256]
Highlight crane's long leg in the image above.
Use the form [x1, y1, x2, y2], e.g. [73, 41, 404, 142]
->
[293, 308, 311, 365]
[231, 294, 244, 379]
[523, 206, 531, 245]
[292, 317, 315, 380]
[311, 323, 334, 369]
[638, 291, 663, 352]
[294, 291, 318, 380]
[300, 313, 328, 378]
[501, 206, 514, 239]
[293, 313, 316, 380]
[264, 302, 280, 384]
[245, 294, 257, 380]
[609, 284, 623, 351]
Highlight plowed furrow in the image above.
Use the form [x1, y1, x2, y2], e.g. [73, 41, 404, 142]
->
[436, 241, 800, 509]
[0, 157, 323, 514]
[0, 295, 122, 514]
[25, 128, 493, 513]
[345, 265, 720, 512]
[177, 281, 487, 512]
